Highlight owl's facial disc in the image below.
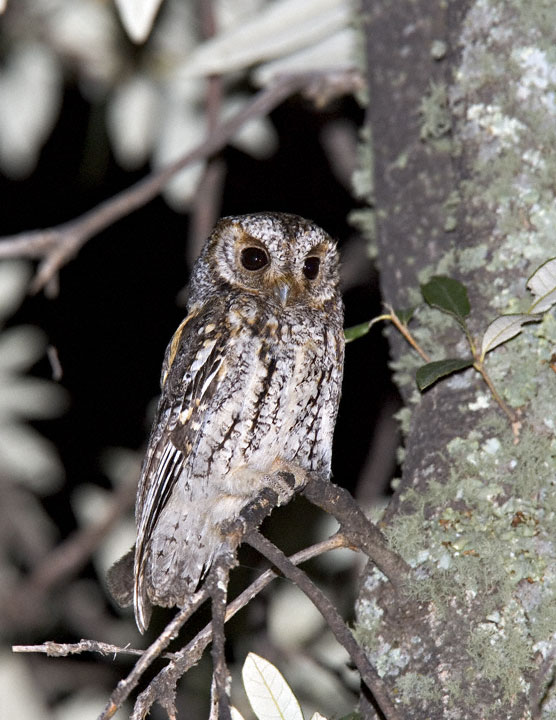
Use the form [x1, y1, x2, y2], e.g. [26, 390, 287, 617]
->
[211, 216, 339, 308]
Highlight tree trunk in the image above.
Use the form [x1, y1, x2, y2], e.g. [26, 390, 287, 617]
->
[356, 1, 556, 717]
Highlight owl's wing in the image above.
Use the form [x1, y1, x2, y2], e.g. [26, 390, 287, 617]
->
[133, 309, 226, 632]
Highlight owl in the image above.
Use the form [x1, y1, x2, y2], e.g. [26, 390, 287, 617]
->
[130, 212, 344, 633]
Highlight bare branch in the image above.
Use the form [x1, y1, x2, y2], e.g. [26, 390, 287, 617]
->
[17, 472, 392, 718]
[244, 530, 403, 720]
[186, 0, 226, 271]
[2, 476, 136, 631]
[13, 533, 349, 717]
[209, 558, 233, 720]
[12, 639, 178, 661]
[29, 480, 136, 594]
[0, 70, 360, 295]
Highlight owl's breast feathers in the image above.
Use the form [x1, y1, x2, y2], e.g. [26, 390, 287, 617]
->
[161, 293, 343, 477]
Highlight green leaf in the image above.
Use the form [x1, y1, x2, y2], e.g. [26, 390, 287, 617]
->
[395, 306, 416, 325]
[416, 357, 474, 391]
[421, 276, 470, 321]
[344, 321, 370, 343]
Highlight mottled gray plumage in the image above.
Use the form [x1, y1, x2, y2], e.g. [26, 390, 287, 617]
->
[133, 212, 344, 632]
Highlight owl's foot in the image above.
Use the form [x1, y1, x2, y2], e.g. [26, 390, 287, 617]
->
[265, 469, 297, 504]
[265, 461, 309, 504]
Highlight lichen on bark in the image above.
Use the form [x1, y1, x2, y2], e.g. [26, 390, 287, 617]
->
[355, 0, 556, 717]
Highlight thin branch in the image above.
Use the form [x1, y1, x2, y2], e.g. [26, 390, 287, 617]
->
[473, 360, 518, 426]
[244, 530, 403, 720]
[12, 639, 178, 662]
[99, 589, 209, 720]
[388, 308, 431, 363]
[0, 70, 360, 295]
[2, 476, 136, 631]
[209, 557, 233, 720]
[18, 473, 387, 717]
[28, 479, 136, 594]
[186, 0, 226, 270]
[185, 158, 226, 272]
[13, 534, 348, 717]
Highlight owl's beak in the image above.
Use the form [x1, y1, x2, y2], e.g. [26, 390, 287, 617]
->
[274, 281, 291, 306]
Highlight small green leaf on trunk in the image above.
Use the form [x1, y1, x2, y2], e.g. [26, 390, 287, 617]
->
[421, 276, 470, 321]
[344, 322, 370, 343]
[416, 357, 474, 391]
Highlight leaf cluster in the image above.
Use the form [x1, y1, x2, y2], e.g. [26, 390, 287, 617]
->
[345, 257, 556, 426]
[416, 258, 556, 390]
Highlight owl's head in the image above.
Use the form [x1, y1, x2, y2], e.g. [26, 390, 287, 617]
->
[188, 212, 341, 310]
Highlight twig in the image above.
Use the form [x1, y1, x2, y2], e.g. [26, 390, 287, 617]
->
[244, 530, 402, 720]
[99, 589, 209, 720]
[0, 71, 353, 295]
[12, 639, 178, 662]
[388, 308, 431, 363]
[185, 159, 226, 273]
[2, 476, 136, 631]
[302, 476, 411, 590]
[28, 479, 136, 594]
[13, 534, 348, 718]
[209, 557, 233, 720]
[473, 359, 519, 426]
[19, 473, 386, 718]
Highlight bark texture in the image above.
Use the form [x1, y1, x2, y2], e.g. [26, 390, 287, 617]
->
[356, 1, 556, 718]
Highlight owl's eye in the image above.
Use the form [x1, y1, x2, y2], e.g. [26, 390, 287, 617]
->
[303, 256, 320, 280]
[241, 246, 269, 271]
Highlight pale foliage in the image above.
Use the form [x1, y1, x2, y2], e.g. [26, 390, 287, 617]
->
[480, 256, 556, 360]
[0, 0, 356, 207]
[242, 652, 304, 720]
[0, 262, 66, 490]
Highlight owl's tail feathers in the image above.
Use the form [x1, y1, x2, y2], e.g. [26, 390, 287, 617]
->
[133, 555, 153, 634]
[106, 545, 153, 632]
[106, 547, 135, 608]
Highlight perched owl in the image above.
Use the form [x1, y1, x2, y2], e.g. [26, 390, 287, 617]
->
[125, 212, 344, 633]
